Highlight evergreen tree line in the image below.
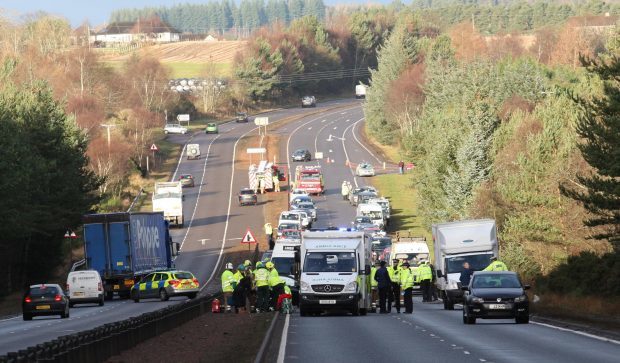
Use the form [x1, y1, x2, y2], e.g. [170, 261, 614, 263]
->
[364, 11, 619, 296]
[109, 0, 326, 33]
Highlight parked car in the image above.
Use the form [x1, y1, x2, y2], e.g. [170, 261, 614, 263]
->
[179, 174, 195, 188]
[238, 187, 258, 206]
[22, 284, 70, 320]
[290, 195, 313, 208]
[353, 216, 375, 231]
[164, 123, 187, 135]
[290, 189, 310, 202]
[292, 149, 312, 162]
[235, 112, 249, 123]
[301, 96, 316, 108]
[292, 201, 317, 220]
[277, 229, 302, 243]
[66, 270, 104, 307]
[356, 162, 375, 177]
[205, 123, 218, 134]
[462, 271, 530, 325]
[131, 270, 199, 302]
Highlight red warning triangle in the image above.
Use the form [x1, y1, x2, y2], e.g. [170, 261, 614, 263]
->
[241, 228, 257, 244]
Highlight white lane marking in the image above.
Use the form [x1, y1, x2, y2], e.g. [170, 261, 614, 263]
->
[464, 351, 470, 355]
[351, 119, 382, 164]
[333, 126, 338, 130]
[276, 313, 290, 363]
[321, 119, 327, 122]
[340, 119, 364, 188]
[200, 124, 259, 291]
[314, 118, 339, 154]
[0, 316, 19, 322]
[531, 321, 620, 345]
[177, 134, 221, 253]
[307, 127, 312, 130]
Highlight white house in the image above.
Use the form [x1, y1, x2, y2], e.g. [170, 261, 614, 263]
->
[90, 18, 181, 44]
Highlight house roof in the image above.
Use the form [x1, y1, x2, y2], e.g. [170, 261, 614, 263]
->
[99, 18, 180, 35]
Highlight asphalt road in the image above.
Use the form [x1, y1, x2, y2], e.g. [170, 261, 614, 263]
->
[277, 105, 620, 363]
[0, 99, 358, 355]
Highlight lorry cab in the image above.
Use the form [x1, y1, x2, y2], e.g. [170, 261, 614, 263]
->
[432, 219, 498, 310]
[299, 231, 372, 316]
[271, 243, 301, 305]
[356, 203, 385, 229]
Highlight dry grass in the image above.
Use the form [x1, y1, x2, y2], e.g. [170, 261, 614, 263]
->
[533, 292, 620, 329]
[361, 124, 401, 163]
[100, 40, 247, 64]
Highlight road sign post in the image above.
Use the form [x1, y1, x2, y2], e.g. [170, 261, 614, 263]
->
[177, 114, 190, 126]
[241, 228, 257, 254]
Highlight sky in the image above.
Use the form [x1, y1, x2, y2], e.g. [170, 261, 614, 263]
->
[0, 0, 389, 27]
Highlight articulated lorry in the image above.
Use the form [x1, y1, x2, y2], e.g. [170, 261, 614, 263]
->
[82, 212, 179, 300]
[153, 181, 184, 227]
[299, 230, 372, 316]
[432, 219, 498, 310]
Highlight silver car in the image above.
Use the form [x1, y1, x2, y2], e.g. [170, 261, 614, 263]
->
[301, 96, 316, 108]
[164, 123, 188, 135]
[356, 162, 375, 177]
[292, 201, 317, 220]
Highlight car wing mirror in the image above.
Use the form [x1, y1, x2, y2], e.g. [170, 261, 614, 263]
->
[436, 270, 443, 278]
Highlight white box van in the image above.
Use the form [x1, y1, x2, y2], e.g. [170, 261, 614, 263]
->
[66, 270, 104, 306]
[356, 203, 385, 229]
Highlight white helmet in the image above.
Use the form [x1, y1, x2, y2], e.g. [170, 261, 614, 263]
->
[226, 262, 233, 269]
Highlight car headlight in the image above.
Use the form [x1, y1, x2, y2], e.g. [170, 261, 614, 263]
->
[344, 281, 357, 292]
[471, 296, 484, 304]
[300, 281, 310, 292]
[514, 295, 528, 303]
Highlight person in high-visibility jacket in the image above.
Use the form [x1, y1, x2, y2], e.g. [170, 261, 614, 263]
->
[221, 262, 235, 312]
[255, 262, 270, 312]
[341, 181, 350, 200]
[264, 223, 274, 250]
[267, 261, 284, 310]
[273, 174, 280, 192]
[400, 261, 414, 314]
[234, 264, 245, 284]
[370, 260, 380, 308]
[387, 259, 401, 313]
[418, 261, 433, 302]
[483, 256, 508, 271]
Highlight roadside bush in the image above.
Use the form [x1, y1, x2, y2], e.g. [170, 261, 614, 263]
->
[537, 251, 620, 297]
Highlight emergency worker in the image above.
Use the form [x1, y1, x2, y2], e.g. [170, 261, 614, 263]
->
[267, 262, 284, 310]
[418, 261, 433, 302]
[273, 174, 281, 192]
[387, 259, 401, 313]
[370, 260, 380, 309]
[264, 223, 274, 250]
[255, 262, 270, 312]
[400, 261, 414, 313]
[221, 262, 235, 312]
[341, 181, 350, 200]
[483, 256, 508, 271]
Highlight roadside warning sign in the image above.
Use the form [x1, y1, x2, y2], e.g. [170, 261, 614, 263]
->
[150, 144, 159, 151]
[241, 228, 257, 244]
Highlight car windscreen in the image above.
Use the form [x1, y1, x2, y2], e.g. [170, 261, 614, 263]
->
[297, 204, 314, 210]
[173, 272, 194, 280]
[445, 254, 493, 274]
[355, 217, 372, 223]
[281, 230, 301, 239]
[394, 253, 429, 267]
[472, 275, 521, 289]
[272, 257, 295, 276]
[29, 286, 60, 297]
[304, 252, 357, 273]
[300, 173, 320, 180]
[240, 190, 254, 195]
[281, 214, 300, 220]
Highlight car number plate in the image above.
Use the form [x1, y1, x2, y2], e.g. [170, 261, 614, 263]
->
[36, 305, 51, 310]
[113, 285, 120, 290]
[489, 304, 508, 309]
[319, 300, 336, 304]
[74, 292, 84, 296]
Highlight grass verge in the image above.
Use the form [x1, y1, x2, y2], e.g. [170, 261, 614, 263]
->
[164, 62, 232, 78]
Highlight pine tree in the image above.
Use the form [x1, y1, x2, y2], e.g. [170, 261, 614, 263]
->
[288, 0, 304, 21]
[561, 57, 620, 247]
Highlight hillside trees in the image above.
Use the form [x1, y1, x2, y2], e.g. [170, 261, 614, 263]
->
[0, 82, 102, 295]
[365, 15, 420, 144]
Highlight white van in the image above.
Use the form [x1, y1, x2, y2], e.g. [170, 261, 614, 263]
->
[66, 270, 104, 307]
[356, 203, 385, 229]
[186, 144, 200, 160]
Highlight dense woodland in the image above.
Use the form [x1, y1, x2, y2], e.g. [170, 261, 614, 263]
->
[110, 0, 326, 34]
[0, 1, 618, 298]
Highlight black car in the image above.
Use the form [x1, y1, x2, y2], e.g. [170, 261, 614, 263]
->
[235, 112, 249, 123]
[238, 187, 258, 206]
[462, 271, 530, 325]
[291, 149, 312, 162]
[22, 284, 70, 320]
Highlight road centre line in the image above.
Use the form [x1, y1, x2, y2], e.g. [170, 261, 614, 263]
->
[177, 134, 221, 254]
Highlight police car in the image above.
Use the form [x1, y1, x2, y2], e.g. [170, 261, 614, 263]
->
[130, 270, 199, 302]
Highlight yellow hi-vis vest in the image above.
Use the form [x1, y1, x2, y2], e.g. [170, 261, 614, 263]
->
[221, 270, 235, 292]
[483, 261, 508, 271]
[419, 265, 433, 281]
[269, 268, 282, 287]
[388, 265, 400, 285]
[400, 268, 414, 289]
[370, 267, 378, 287]
[233, 271, 243, 284]
[255, 268, 269, 287]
